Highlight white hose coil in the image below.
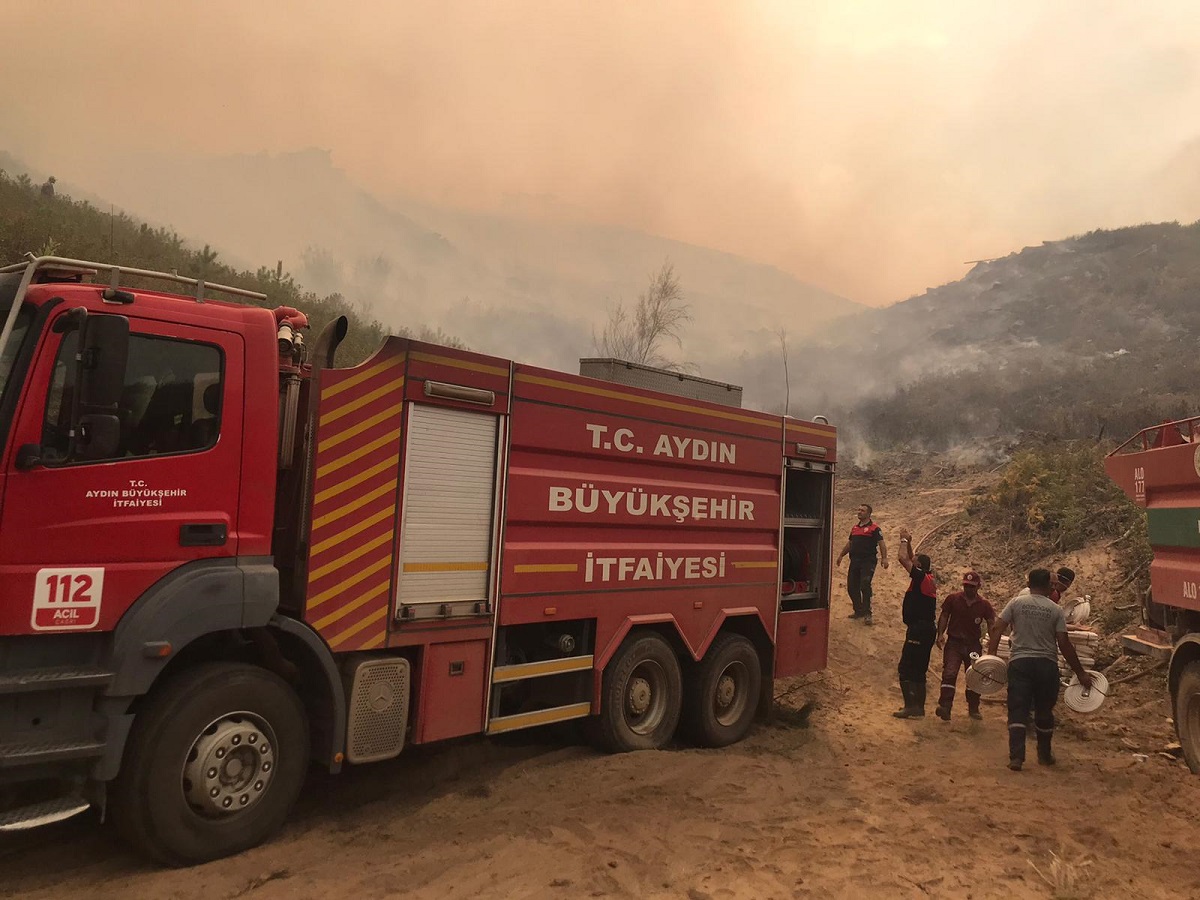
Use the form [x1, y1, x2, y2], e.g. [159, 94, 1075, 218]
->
[965, 654, 1008, 696]
[1064, 670, 1109, 713]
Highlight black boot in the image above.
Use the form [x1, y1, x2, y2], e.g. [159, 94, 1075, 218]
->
[1008, 724, 1026, 771]
[967, 691, 982, 721]
[912, 681, 927, 717]
[894, 681, 925, 719]
[1037, 728, 1056, 766]
[893, 681, 915, 718]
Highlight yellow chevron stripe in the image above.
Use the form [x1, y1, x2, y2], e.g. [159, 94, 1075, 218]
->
[310, 531, 393, 582]
[307, 556, 392, 610]
[314, 458, 396, 505]
[516, 372, 776, 429]
[322, 357, 404, 400]
[411, 350, 508, 378]
[732, 560, 778, 569]
[329, 605, 388, 648]
[402, 561, 488, 573]
[513, 563, 578, 573]
[310, 507, 395, 556]
[311, 479, 398, 532]
[320, 378, 404, 426]
[313, 579, 390, 630]
[318, 403, 403, 454]
[359, 630, 388, 651]
[316, 429, 401, 479]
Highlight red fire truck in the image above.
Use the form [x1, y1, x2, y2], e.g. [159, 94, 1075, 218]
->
[1106, 418, 1200, 772]
[0, 255, 836, 864]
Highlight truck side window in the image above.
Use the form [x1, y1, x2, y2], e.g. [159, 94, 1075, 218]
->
[41, 332, 224, 463]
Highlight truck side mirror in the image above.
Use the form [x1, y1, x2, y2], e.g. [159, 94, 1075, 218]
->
[74, 413, 122, 461]
[77, 314, 129, 411]
[57, 312, 130, 464]
[16, 443, 43, 470]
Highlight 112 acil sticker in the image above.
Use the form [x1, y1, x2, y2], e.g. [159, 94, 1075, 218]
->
[31, 568, 104, 631]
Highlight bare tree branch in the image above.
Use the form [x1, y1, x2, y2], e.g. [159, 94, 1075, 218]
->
[776, 327, 790, 417]
[594, 260, 691, 370]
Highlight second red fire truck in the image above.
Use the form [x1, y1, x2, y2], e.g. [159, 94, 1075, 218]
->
[0, 255, 835, 864]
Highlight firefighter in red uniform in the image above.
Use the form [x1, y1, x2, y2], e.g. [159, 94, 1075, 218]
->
[935, 571, 995, 721]
[835, 504, 888, 625]
[893, 528, 936, 718]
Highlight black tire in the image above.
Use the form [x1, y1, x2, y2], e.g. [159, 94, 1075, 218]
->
[109, 662, 310, 866]
[683, 633, 762, 748]
[596, 633, 682, 752]
[1176, 661, 1200, 775]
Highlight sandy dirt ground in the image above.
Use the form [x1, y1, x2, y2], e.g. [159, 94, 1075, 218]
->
[2, 469, 1199, 899]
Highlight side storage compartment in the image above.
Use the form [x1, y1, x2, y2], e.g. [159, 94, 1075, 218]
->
[774, 609, 830, 677]
[415, 640, 489, 744]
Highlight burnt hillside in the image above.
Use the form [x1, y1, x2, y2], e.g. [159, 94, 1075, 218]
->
[803, 220, 1200, 449]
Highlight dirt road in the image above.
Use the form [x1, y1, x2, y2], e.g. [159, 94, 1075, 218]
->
[2, 473, 1198, 899]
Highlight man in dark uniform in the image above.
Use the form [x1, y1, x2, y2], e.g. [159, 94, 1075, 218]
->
[935, 570, 995, 721]
[835, 503, 888, 625]
[893, 527, 936, 718]
[988, 568, 1093, 771]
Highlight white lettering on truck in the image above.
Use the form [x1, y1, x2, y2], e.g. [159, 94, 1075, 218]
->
[549, 484, 754, 523]
[585, 551, 726, 583]
[586, 423, 735, 464]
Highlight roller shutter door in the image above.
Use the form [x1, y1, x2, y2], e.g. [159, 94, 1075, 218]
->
[396, 404, 498, 606]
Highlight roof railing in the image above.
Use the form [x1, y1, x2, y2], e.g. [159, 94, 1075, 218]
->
[1108, 415, 1200, 456]
[0, 253, 269, 366]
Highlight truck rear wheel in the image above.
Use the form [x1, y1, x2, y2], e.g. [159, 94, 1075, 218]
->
[1176, 661, 1200, 774]
[110, 662, 309, 866]
[596, 633, 682, 752]
[683, 633, 762, 748]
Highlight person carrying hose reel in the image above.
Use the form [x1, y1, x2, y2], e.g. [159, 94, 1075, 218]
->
[987, 568, 1094, 771]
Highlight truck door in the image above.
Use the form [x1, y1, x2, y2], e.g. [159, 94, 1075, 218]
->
[0, 313, 243, 636]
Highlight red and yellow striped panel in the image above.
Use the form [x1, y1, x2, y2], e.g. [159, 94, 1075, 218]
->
[305, 342, 406, 651]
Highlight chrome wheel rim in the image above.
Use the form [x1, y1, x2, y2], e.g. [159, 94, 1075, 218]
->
[182, 712, 277, 818]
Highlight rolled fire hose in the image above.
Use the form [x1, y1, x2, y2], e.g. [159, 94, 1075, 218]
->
[1064, 670, 1109, 713]
[964, 653, 1008, 696]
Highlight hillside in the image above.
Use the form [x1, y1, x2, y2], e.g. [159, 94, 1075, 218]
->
[732, 220, 1200, 450]
[7, 149, 1199, 450]
[0, 162, 442, 366]
[5, 148, 859, 379]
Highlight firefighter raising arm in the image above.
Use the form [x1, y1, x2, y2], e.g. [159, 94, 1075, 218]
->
[896, 527, 914, 572]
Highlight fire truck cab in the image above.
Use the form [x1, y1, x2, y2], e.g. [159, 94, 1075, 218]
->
[0, 256, 836, 865]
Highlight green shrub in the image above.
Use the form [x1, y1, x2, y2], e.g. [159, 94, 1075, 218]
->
[968, 440, 1151, 596]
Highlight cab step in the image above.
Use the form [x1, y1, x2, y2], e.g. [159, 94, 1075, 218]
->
[0, 796, 91, 832]
[0, 666, 113, 695]
[0, 738, 105, 768]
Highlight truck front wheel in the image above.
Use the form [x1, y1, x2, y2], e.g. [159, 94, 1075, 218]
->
[683, 633, 762, 748]
[110, 662, 310, 866]
[1176, 661, 1200, 774]
[596, 633, 682, 752]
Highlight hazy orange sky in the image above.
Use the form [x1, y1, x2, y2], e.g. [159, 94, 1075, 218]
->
[3, 0, 1199, 305]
